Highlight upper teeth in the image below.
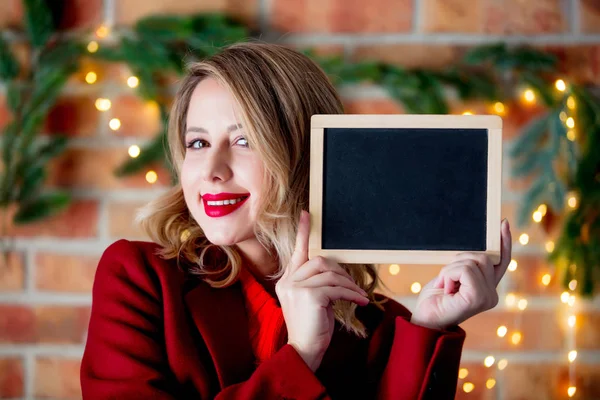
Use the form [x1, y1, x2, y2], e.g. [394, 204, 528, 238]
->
[207, 197, 246, 206]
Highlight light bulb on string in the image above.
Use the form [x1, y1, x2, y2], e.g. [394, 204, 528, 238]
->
[85, 72, 97, 84]
[497, 359, 508, 370]
[568, 350, 577, 363]
[146, 170, 158, 184]
[493, 102, 505, 115]
[95, 24, 110, 38]
[561, 291, 571, 303]
[95, 98, 111, 111]
[522, 89, 536, 104]
[541, 274, 552, 286]
[463, 382, 474, 393]
[497, 325, 507, 337]
[462, 111, 473, 115]
[567, 130, 576, 141]
[508, 259, 518, 272]
[486, 379, 496, 389]
[87, 41, 99, 53]
[127, 76, 140, 88]
[569, 280, 577, 291]
[568, 387, 577, 397]
[109, 118, 121, 131]
[568, 315, 576, 328]
[567, 96, 576, 110]
[517, 298, 528, 310]
[511, 331, 522, 345]
[459, 368, 469, 379]
[555, 79, 567, 92]
[128, 145, 141, 158]
[411, 282, 421, 294]
[532, 210, 543, 222]
[519, 233, 529, 245]
[389, 264, 400, 275]
[484, 356, 495, 367]
[545, 241, 555, 253]
[505, 293, 517, 307]
[568, 295, 576, 307]
[566, 117, 575, 129]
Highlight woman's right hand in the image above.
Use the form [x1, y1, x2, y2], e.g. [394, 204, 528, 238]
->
[275, 210, 370, 372]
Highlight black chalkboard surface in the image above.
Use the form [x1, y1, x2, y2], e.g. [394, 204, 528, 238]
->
[308, 114, 502, 265]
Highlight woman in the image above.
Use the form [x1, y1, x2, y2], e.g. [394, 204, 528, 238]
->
[80, 41, 512, 399]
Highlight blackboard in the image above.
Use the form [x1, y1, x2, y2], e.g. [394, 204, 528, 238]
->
[308, 114, 502, 265]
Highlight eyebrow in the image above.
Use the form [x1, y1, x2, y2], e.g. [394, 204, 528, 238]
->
[185, 123, 243, 135]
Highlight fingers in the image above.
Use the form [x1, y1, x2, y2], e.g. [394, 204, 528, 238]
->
[494, 219, 512, 285]
[438, 261, 498, 310]
[292, 256, 353, 283]
[290, 210, 310, 274]
[318, 286, 370, 306]
[452, 252, 494, 289]
[300, 270, 367, 296]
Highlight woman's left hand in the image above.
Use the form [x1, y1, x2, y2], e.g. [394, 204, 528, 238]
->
[410, 219, 512, 331]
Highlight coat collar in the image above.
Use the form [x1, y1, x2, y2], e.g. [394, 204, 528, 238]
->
[184, 278, 256, 389]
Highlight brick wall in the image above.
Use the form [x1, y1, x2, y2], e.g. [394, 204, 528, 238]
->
[1, 0, 599, 398]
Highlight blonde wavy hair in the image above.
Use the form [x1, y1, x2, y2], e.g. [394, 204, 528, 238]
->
[137, 41, 385, 338]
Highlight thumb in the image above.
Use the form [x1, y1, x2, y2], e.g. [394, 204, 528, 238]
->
[290, 210, 310, 272]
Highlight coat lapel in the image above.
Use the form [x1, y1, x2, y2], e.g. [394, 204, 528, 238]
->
[184, 279, 255, 389]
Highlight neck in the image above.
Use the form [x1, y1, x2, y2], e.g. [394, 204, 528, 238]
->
[236, 238, 279, 278]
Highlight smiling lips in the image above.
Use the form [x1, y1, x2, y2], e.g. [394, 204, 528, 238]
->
[201, 193, 250, 218]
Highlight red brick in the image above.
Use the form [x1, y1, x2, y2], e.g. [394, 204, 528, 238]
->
[108, 201, 151, 240]
[422, 0, 483, 33]
[0, 358, 24, 398]
[45, 95, 100, 137]
[116, 0, 259, 28]
[47, 148, 172, 189]
[0, 251, 25, 291]
[454, 363, 496, 400]
[576, 312, 600, 350]
[6, 200, 99, 238]
[57, 0, 103, 30]
[110, 96, 162, 137]
[0, 0, 23, 29]
[352, 44, 462, 70]
[543, 45, 600, 85]
[0, 305, 90, 344]
[500, 201, 561, 245]
[271, 0, 413, 33]
[343, 98, 405, 114]
[504, 363, 600, 400]
[0, 305, 35, 343]
[484, 0, 568, 34]
[377, 263, 442, 297]
[35, 358, 82, 399]
[35, 253, 99, 292]
[581, 0, 600, 33]
[460, 310, 564, 351]
[506, 254, 563, 296]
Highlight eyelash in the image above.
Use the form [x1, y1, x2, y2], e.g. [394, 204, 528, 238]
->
[185, 137, 249, 150]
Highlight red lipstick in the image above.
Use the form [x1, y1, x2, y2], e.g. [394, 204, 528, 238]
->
[201, 192, 250, 218]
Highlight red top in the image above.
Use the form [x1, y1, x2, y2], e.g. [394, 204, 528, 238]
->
[237, 266, 286, 364]
[80, 239, 467, 399]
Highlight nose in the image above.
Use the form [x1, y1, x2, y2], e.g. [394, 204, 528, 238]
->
[202, 149, 233, 183]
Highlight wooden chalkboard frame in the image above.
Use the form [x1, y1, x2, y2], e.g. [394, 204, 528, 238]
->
[308, 114, 503, 265]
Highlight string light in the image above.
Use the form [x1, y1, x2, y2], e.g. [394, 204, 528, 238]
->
[95, 24, 110, 38]
[497, 325, 507, 337]
[511, 331, 522, 345]
[567, 130, 576, 141]
[459, 368, 469, 379]
[462, 111, 473, 115]
[146, 170, 158, 184]
[568, 315, 576, 328]
[127, 76, 140, 88]
[410, 282, 421, 294]
[508, 259, 518, 272]
[486, 378, 496, 389]
[566, 117, 575, 129]
[463, 382, 474, 393]
[568, 295, 576, 307]
[109, 118, 121, 131]
[505, 293, 517, 307]
[561, 291, 571, 303]
[519, 233, 529, 245]
[541, 274, 552, 286]
[484, 356, 495, 367]
[95, 98, 111, 111]
[497, 359, 508, 370]
[493, 102, 505, 115]
[532, 210, 543, 222]
[522, 89, 536, 103]
[559, 111, 567, 122]
[567, 96, 576, 109]
[568, 387, 577, 397]
[87, 41, 99, 53]
[569, 280, 577, 291]
[555, 79, 567, 92]
[518, 298, 528, 310]
[128, 145, 141, 158]
[389, 264, 400, 275]
[568, 194, 578, 209]
[568, 350, 577, 363]
[538, 204, 547, 216]
[545, 241, 555, 253]
[85, 71, 97, 84]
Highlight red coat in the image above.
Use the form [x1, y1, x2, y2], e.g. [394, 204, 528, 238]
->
[80, 239, 466, 399]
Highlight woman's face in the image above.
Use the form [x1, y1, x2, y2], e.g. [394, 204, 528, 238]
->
[181, 77, 265, 246]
